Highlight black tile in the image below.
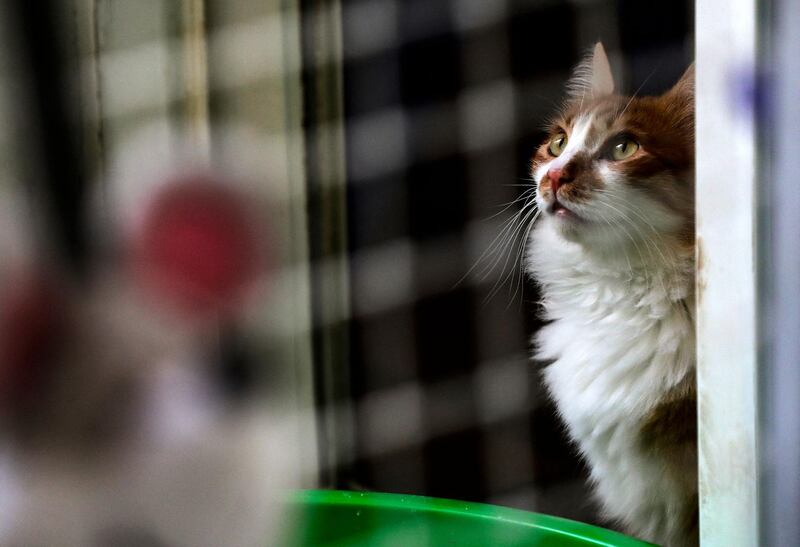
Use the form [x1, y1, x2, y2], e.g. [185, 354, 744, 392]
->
[399, 33, 462, 108]
[398, 0, 453, 45]
[617, 0, 690, 51]
[347, 177, 409, 250]
[423, 428, 488, 501]
[460, 23, 512, 86]
[407, 156, 468, 240]
[509, 3, 578, 80]
[482, 417, 536, 495]
[350, 308, 417, 394]
[361, 446, 427, 495]
[424, 377, 477, 436]
[414, 288, 477, 382]
[529, 401, 587, 488]
[343, 52, 402, 118]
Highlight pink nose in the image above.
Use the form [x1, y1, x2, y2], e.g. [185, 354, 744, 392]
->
[547, 166, 572, 194]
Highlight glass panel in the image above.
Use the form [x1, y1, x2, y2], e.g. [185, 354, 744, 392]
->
[326, 3, 696, 546]
[758, 0, 800, 545]
[0, 2, 315, 545]
[10, 1, 781, 546]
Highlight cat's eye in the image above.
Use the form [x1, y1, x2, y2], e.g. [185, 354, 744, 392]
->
[610, 138, 639, 160]
[548, 133, 568, 156]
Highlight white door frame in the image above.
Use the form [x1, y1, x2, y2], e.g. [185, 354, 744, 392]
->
[696, 0, 759, 545]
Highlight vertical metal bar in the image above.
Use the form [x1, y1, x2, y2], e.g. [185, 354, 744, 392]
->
[7, 0, 89, 275]
[299, 0, 354, 487]
[72, 0, 106, 183]
[695, 0, 759, 545]
[759, 0, 800, 544]
[203, 0, 321, 486]
[182, 0, 211, 154]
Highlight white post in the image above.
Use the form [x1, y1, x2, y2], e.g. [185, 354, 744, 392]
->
[695, 0, 759, 545]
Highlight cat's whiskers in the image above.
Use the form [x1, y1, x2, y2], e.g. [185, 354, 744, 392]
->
[493, 206, 540, 307]
[479, 200, 537, 280]
[486, 187, 537, 220]
[483, 203, 539, 304]
[512, 209, 541, 307]
[453, 215, 518, 290]
[456, 195, 540, 297]
[591, 200, 652, 273]
[615, 66, 658, 119]
[594, 209, 636, 279]
[593, 199, 668, 267]
[458, 199, 530, 283]
[474, 215, 525, 282]
[593, 189, 684, 273]
[592, 199, 680, 304]
[591, 199, 677, 302]
[617, 213, 686, 318]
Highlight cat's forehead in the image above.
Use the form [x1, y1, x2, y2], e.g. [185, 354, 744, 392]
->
[551, 97, 628, 151]
[555, 94, 676, 153]
[561, 97, 623, 128]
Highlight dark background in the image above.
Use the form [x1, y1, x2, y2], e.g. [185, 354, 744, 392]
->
[336, 0, 693, 523]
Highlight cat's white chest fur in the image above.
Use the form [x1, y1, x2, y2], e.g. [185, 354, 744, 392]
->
[527, 218, 695, 541]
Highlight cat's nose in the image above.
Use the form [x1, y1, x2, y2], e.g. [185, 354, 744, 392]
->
[547, 167, 573, 195]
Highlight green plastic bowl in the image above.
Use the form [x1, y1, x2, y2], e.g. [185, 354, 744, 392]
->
[285, 490, 656, 546]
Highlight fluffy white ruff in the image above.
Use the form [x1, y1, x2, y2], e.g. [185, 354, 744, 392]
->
[527, 216, 695, 544]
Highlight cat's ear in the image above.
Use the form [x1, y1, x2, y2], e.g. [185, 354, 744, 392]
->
[664, 63, 694, 135]
[567, 42, 615, 99]
[666, 63, 695, 105]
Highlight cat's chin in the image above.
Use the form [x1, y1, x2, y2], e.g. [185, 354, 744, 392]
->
[548, 201, 581, 220]
[547, 205, 590, 241]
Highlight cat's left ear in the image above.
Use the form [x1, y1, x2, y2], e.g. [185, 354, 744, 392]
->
[666, 63, 695, 105]
[567, 42, 615, 99]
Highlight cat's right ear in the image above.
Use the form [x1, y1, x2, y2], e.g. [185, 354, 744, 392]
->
[566, 42, 615, 100]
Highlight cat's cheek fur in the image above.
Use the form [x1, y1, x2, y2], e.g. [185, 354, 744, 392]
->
[582, 166, 686, 247]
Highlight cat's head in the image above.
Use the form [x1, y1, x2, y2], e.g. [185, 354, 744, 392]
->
[532, 43, 694, 256]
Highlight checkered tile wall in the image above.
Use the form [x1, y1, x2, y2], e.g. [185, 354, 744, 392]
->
[331, 0, 693, 525]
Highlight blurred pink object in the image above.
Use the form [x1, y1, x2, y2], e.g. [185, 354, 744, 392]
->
[130, 175, 267, 319]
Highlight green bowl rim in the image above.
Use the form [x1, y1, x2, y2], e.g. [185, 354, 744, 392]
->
[288, 489, 656, 547]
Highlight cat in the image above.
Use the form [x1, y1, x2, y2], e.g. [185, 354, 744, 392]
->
[526, 43, 696, 546]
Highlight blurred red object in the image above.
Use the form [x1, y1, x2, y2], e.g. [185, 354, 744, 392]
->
[130, 176, 266, 318]
[0, 272, 67, 408]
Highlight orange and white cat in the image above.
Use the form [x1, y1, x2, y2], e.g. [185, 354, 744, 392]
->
[527, 44, 697, 546]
